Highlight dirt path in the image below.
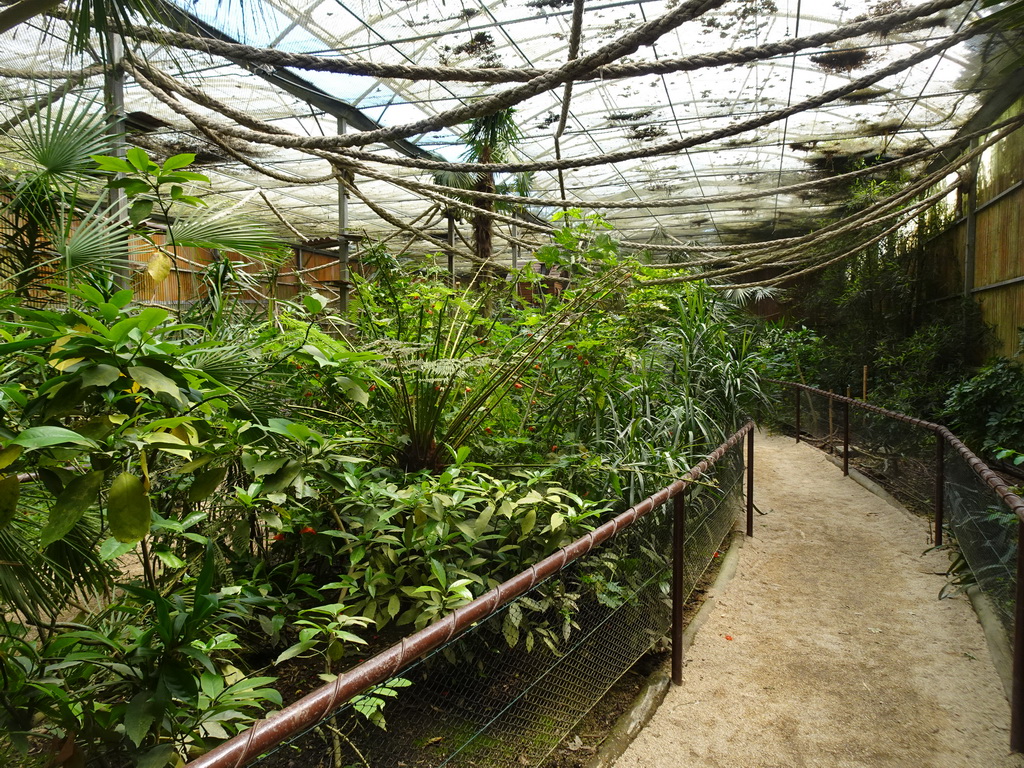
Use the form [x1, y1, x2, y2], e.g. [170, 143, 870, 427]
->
[614, 433, 1024, 768]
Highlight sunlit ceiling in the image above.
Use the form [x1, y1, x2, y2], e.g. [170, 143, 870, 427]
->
[0, 0, 1015, 266]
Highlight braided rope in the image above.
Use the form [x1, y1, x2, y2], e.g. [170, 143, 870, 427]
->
[638, 116, 1021, 261]
[642, 186, 948, 287]
[127, 0, 729, 154]
[125, 21, 987, 175]
[117, 0, 960, 85]
[142, 60, 1024, 222]
[0, 64, 104, 79]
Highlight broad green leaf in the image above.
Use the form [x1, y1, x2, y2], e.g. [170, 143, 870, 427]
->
[135, 307, 169, 334]
[128, 366, 184, 406]
[136, 744, 176, 768]
[0, 444, 22, 470]
[188, 466, 228, 503]
[40, 470, 105, 547]
[98, 537, 134, 562]
[0, 475, 19, 529]
[0, 335, 61, 355]
[124, 692, 155, 747]
[163, 153, 196, 171]
[107, 472, 151, 543]
[80, 364, 121, 388]
[125, 146, 151, 171]
[520, 508, 537, 536]
[152, 548, 186, 569]
[91, 154, 134, 173]
[275, 640, 316, 664]
[302, 292, 328, 315]
[129, 199, 154, 225]
[10, 426, 97, 449]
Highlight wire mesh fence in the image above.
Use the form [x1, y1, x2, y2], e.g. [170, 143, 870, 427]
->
[241, 452, 744, 768]
[945, 449, 1018, 633]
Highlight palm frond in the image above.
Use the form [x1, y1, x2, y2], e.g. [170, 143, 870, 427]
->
[49, 199, 128, 272]
[12, 96, 111, 188]
[169, 213, 289, 264]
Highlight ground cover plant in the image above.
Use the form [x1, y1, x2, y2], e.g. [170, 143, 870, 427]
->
[0, 105, 767, 768]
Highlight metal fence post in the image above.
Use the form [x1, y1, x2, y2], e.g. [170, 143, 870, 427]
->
[746, 428, 754, 537]
[672, 492, 686, 685]
[795, 388, 801, 443]
[843, 400, 850, 477]
[934, 433, 945, 547]
[1012, 521, 1024, 752]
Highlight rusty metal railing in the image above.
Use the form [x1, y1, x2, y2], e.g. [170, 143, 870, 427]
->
[773, 380, 1024, 751]
[186, 421, 756, 768]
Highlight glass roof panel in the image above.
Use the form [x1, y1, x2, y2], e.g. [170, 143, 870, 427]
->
[0, 0, 1013, 266]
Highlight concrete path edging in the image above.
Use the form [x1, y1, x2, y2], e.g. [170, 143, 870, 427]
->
[585, 525, 747, 768]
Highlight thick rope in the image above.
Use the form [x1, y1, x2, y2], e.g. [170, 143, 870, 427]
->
[636, 115, 1022, 259]
[126, 21, 989, 174]
[115, 0, 961, 85]
[125, 0, 730, 154]
[642, 186, 949, 287]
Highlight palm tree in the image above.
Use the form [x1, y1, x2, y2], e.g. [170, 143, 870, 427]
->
[462, 107, 525, 283]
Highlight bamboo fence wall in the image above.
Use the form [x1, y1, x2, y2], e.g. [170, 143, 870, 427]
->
[926, 95, 1024, 358]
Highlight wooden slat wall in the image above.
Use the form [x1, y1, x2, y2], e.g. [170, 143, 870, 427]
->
[922, 96, 1024, 358]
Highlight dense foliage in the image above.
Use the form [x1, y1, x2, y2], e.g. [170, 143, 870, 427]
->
[0, 108, 766, 767]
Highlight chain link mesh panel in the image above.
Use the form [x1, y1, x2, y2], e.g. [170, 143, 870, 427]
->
[249, 454, 743, 768]
[945, 449, 1018, 634]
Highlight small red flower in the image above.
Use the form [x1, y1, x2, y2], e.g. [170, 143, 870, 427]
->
[304, 391, 312, 397]
[465, 386, 472, 393]
[484, 427, 492, 434]
[713, 551, 720, 558]
[724, 635, 733, 641]
[551, 445, 558, 452]
[528, 426, 536, 432]
[273, 533, 286, 542]
[582, 360, 590, 366]
[533, 364, 540, 370]
[369, 384, 377, 391]
[565, 344, 575, 350]
[514, 382, 523, 389]
[301, 526, 317, 535]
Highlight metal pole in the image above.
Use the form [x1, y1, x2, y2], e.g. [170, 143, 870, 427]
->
[671, 493, 686, 685]
[843, 400, 850, 477]
[794, 388, 801, 443]
[337, 117, 349, 315]
[511, 213, 519, 271]
[1012, 521, 1024, 752]
[746, 428, 754, 537]
[934, 433, 945, 547]
[103, 30, 130, 290]
[964, 139, 979, 298]
[447, 214, 456, 287]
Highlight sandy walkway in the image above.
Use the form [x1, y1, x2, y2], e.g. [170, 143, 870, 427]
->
[615, 434, 1024, 768]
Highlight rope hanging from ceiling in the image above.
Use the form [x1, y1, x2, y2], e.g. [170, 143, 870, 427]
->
[34, 0, 1006, 287]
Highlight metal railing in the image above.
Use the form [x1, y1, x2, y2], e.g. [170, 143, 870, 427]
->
[773, 380, 1024, 751]
[186, 422, 756, 768]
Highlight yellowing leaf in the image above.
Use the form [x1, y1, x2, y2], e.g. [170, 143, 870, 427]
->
[146, 252, 173, 284]
[0, 445, 22, 471]
[50, 356, 85, 372]
[0, 475, 19, 529]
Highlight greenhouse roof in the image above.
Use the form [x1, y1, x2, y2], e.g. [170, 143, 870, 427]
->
[0, 0, 1019, 267]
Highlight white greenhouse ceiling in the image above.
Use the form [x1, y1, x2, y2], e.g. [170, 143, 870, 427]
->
[0, 0, 1021, 264]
